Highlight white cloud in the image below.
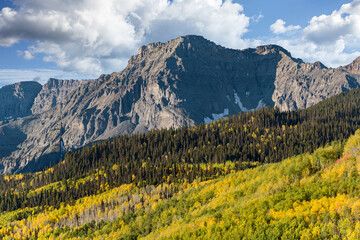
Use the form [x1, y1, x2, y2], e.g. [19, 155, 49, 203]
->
[269, 0, 360, 68]
[0, 0, 250, 76]
[276, 38, 360, 68]
[17, 50, 34, 60]
[270, 19, 301, 34]
[251, 13, 264, 23]
[0, 68, 94, 87]
[23, 51, 34, 60]
[303, 0, 360, 45]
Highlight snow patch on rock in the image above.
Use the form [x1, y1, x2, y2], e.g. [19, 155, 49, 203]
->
[234, 91, 249, 112]
[234, 90, 266, 112]
[204, 108, 229, 124]
[256, 99, 266, 109]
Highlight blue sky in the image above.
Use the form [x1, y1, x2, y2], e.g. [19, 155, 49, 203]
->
[239, 0, 347, 37]
[0, 0, 358, 87]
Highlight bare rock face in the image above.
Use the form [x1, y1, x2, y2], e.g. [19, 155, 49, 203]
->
[31, 78, 86, 114]
[0, 81, 42, 121]
[340, 57, 360, 75]
[273, 54, 360, 111]
[1, 35, 360, 174]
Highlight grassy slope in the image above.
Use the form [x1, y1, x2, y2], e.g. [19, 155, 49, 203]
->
[2, 131, 360, 239]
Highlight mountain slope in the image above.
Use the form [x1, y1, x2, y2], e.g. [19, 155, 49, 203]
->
[1, 35, 360, 173]
[2, 88, 360, 215]
[1, 125, 360, 239]
[274, 56, 360, 111]
[0, 81, 41, 121]
[31, 78, 86, 115]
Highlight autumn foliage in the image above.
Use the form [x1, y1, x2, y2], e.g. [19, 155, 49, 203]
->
[1, 89, 360, 238]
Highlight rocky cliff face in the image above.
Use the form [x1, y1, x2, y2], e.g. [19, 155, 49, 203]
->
[1, 35, 360, 174]
[340, 57, 360, 75]
[273, 54, 360, 111]
[0, 81, 42, 121]
[31, 78, 86, 114]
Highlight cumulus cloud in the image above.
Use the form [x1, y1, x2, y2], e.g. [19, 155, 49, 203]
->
[269, 0, 360, 68]
[276, 38, 360, 68]
[0, 0, 250, 76]
[17, 50, 34, 60]
[270, 19, 301, 34]
[303, 0, 360, 45]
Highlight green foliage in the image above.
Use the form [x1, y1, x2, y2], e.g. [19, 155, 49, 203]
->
[1, 88, 360, 213]
[2, 89, 360, 238]
[313, 146, 338, 168]
[2, 130, 360, 239]
[344, 129, 360, 156]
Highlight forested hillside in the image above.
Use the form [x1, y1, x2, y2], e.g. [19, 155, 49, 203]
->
[2, 116, 360, 238]
[1, 89, 360, 239]
[1, 89, 360, 212]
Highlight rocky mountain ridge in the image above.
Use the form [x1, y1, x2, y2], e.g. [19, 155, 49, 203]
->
[0, 81, 42, 121]
[31, 78, 86, 115]
[1, 35, 360, 173]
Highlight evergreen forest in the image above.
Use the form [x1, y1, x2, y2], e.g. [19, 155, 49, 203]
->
[2, 89, 360, 239]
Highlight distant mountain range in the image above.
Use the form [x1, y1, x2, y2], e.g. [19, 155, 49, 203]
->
[1, 35, 360, 174]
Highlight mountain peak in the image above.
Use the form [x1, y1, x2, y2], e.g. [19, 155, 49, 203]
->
[133, 35, 221, 67]
[3, 35, 360, 173]
[138, 35, 214, 52]
[341, 56, 360, 74]
[173, 34, 207, 42]
[255, 44, 291, 56]
[253, 44, 304, 64]
[314, 61, 327, 69]
[0, 81, 41, 89]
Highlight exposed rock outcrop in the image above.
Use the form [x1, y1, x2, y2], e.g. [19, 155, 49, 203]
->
[340, 57, 360, 75]
[0, 81, 42, 121]
[31, 78, 86, 114]
[273, 53, 360, 111]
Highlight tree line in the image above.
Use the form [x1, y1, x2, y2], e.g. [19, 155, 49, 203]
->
[1, 89, 360, 211]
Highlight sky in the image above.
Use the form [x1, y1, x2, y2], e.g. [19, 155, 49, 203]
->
[0, 0, 359, 87]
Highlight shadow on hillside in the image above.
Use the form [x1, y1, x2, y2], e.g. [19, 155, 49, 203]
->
[18, 152, 61, 174]
[0, 126, 27, 159]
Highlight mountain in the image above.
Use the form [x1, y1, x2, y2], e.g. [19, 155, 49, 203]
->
[274, 55, 360, 111]
[1, 35, 360, 173]
[0, 81, 41, 121]
[1, 99, 360, 238]
[31, 78, 86, 115]
[1, 88, 360, 212]
[340, 56, 360, 75]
